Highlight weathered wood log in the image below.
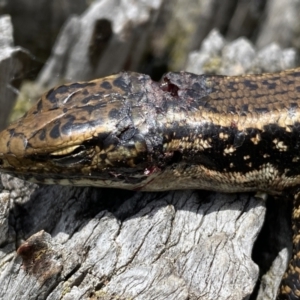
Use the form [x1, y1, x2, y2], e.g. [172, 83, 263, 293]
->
[0, 174, 265, 299]
[37, 0, 164, 88]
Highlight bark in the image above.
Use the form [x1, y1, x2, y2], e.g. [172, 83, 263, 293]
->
[0, 174, 265, 300]
[37, 0, 164, 87]
[2, 0, 88, 63]
[0, 15, 33, 131]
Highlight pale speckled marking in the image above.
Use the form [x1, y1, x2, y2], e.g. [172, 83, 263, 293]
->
[223, 145, 236, 155]
[250, 134, 261, 144]
[273, 139, 288, 151]
[219, 132, 229, 140]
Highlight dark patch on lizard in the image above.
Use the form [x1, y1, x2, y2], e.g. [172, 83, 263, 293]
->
[290, 102, 298, 109]
[113, 75, 130, 92]
[225, 81, 237, 91]
[61, 121, 97, 137]
[49, 121, 61, 139]
[77, 102, 107, 114]
[108, 108, 120, 120]
[39, 128, 46, 141]
[100, 81, 113, 89]
[80, 92, 106, 104]
[254, 107, 269, 114]
[34, 100, 43, 114]
[261, 80, 277, 90]
[99, 153, 107, 160]
[293, 70, 300, 77]
[243, 79, 259, 90]
[60, 115, 76, 136]
[46, 85, 71, 104]
[46, 82, 97, 104]
[81, 89, 89, 96]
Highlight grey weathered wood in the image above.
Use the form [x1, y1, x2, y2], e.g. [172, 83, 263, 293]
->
[186, 29, 297, 75]
[3, 0, 88, 62]
[0, 15, 32, 131]
[0, 174, 264, 300]
[37, 0, 164, 88]
[256, 0, 300, 49]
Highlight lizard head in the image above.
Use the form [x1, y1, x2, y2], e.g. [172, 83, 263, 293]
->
[0, 72, 164, 188]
